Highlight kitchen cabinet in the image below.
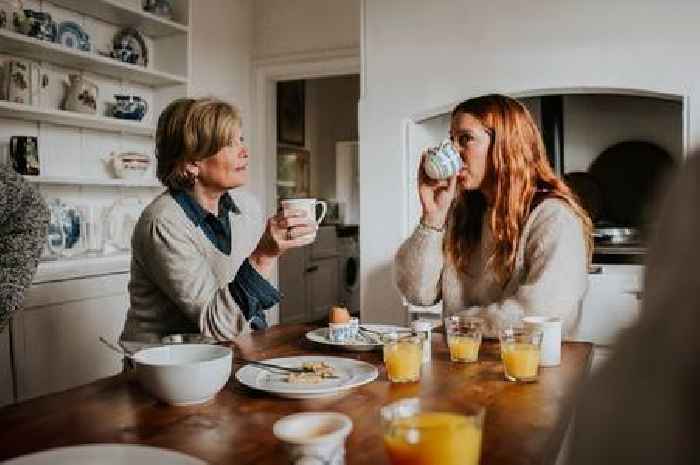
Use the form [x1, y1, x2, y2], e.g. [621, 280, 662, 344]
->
[306, 256, 340, 322]
[0, 329, 13, 407]
[279, 227, 340, 324]
[12, 272, 129, 401]
[575, 264, 643, 372]
[576, 264, 643, 346]
[279, 252, 340, 324]
[278, 247, 308, 324]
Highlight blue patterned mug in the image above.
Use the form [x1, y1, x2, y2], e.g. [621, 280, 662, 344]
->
[423, 139, 462, 180]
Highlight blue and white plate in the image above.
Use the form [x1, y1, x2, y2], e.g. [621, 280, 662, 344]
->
[306, 324, 410, 351]
[56, 21, 90, 52]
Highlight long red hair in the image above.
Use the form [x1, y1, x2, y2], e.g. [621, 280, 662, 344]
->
[446, 94, 592, 283]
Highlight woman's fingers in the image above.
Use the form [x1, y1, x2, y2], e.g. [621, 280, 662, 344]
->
[276, 216, 316, 230]
[283, 224, 316, 241]
[279, 207, 307, 219]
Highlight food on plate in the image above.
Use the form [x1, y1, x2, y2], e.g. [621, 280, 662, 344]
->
[287, 361, 336, 384]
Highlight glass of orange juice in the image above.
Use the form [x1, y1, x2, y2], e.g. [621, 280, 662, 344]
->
[381, 397, 484, 465]
[445, 315, 484, 363]
[499, 328, 543, 383]
[383, 333, 422, 382]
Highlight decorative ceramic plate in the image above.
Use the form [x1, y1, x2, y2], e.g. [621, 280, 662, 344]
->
[2, 444, 206, 465]
[105, 197, 144, 251]
[56, 20, 90, 51]
[305, 324, 410, 352]
[235, 355, 378, 399]
[113, 27, 148, 67]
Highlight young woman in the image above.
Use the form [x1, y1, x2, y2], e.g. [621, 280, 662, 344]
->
[395, 94, 592, 336]
[121, 98, 315, 349]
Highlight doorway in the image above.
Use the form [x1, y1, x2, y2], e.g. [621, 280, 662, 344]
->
[253, 52, 361, 326]
[276, 75, 360, 324]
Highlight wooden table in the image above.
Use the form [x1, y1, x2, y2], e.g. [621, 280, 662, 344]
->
[0, 324, 592, 465]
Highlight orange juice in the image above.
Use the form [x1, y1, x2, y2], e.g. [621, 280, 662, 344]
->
[447, 335, 480, 362]
[384, 339, 422, 382]
[502, 342, 540, 381]
[384, 412, 482, 465]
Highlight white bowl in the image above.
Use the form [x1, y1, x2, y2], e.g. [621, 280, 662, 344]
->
[132, 344, 232, 406]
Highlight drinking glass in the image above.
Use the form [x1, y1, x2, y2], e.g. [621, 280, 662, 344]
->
[383, 333, 422, 383]
[499, 328, 543, 383]
[445, 315, 484, 363]
[381, 397, 484, 465]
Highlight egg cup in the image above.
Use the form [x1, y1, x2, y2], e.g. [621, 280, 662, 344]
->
[328, 317, 359, 343]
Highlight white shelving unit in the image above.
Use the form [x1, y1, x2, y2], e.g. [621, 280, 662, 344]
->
[0, 100, 155, 136]
[33, 253, 132, 283]
[24, 175, 162, 187]
[0, 29, 188, 87]
[49, 0, 189, 37]
[2, 0, 192, 405]
[0, 0, 191, 276]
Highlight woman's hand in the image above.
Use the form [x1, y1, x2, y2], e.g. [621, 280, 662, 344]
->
[418, 152, 457, 230]
[249, 208, 317, 276]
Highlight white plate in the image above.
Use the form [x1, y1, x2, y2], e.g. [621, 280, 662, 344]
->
[305, 324, 410, 351]
[3, 444, 206, 465]
[235, 355, 378, 399]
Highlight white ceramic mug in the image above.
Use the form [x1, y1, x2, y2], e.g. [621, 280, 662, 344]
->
[273, 412, 353, 465]
[522, 316, 561, 367]
[280, 198, 327, 240]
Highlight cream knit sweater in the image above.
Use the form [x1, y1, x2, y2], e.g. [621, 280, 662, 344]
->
[394, 199, 588, 337]
[121, 189, 264, 351]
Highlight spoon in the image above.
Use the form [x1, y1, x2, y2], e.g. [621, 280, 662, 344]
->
[359, 326, 412, 339]
[99, 337, 135, 359]
[235, 358, 339, 378]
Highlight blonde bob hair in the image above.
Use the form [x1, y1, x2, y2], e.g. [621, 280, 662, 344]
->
[155, 97, 241, 190]
[447, 94, 593, 284]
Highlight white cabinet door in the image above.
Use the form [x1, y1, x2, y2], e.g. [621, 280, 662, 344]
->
[279, 247, 309, 324]
[575, 265, 643, 346]
[0, 328, 13, 406]
[307, 257, 340, 322]
[13, 273, 129, 401]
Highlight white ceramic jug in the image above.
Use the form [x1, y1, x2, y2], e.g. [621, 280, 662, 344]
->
[64, 74, 98, 114]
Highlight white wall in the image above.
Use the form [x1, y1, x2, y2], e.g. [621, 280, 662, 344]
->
[306, 75, 360, 199]
[360, 0, 700, 325]
[253, 0, 360, 59]
[190, 0, 259, 194]
[191, 0, 253, 112]
[563, 95, 683, 173]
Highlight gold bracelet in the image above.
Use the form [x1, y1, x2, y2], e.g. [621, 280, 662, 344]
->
[420, 220, 445, 232]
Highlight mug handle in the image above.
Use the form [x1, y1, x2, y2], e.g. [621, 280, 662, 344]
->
[315, 200, 327, 225]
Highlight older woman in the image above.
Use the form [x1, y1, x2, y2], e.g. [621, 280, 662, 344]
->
[395, 94, 592, 336]
[120, 98, 315, 349]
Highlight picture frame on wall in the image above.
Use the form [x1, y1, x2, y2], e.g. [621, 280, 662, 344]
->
[277, 80, 305, 146]
[277, 147, 310, 199]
